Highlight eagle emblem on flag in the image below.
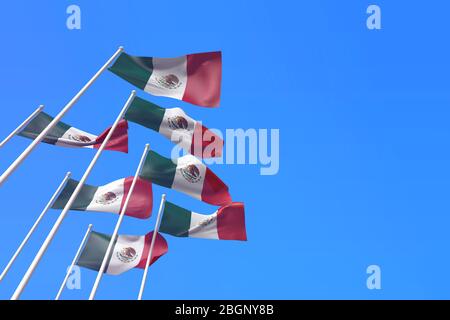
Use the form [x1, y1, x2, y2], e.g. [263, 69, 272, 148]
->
[180, 164, 201, 183]
[168, 116, 189, 130]
[155, 74, 182, 89]
[68, 134, 92, 143]
[95, 191, 119, 205]
[117, 247, 138, 263]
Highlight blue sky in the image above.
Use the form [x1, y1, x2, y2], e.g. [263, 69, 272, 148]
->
[1, 1, 450, 299]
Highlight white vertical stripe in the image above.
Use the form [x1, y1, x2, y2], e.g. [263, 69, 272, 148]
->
[172, 155, 206, 201]
[145, 56, 187, 100]
[188, 211, 219, 239]
[55, 126, 98, 149]
[86, 178, 125, 214]
[158, 107, 196, 151]
[106, 235, 146, 275]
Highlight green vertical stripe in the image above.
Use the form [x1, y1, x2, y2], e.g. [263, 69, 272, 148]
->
[139, 151, 177, 188]
[18, 112, 71, 145]
[76, 231, 115, 272]
[124, 96, 165, 132]
[51, 179, 98, 211]
[159, 201, 192, 237]
[108, 52, 153, 90]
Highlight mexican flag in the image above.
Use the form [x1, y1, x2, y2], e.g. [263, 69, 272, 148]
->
[52, 177, 153, 219]
[160, 202, 247, 241]
[109, 51, 222, 108]
[77, 230, 168, 275]
[125, 97, 223, 158]
[18, 112, 128, 153]
[139, 151, 231, 206]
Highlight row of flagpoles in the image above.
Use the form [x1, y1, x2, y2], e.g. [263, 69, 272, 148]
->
[11, 87, 139, 299]
[0, 46, 124, 187]
[2, 88, 164, 299]
[0, 46, 244, 300]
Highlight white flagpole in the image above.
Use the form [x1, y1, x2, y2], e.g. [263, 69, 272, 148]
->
[88, 143, 151, 300]
[11, 90, 136, 300]
[137, 194, 166, 300]
[0, 172, 71, 282]
[55, 224, 93, 300]
[0, 105, 44, 148]
[0, 46, 124, 187]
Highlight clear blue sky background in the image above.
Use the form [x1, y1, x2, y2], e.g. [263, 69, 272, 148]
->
[0, 1, 449, 300]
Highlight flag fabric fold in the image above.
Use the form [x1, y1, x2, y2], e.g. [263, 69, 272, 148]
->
[76, 230, 168, 275]
[125, 97, 223, 158]
[18, 112, 129, 153]
[160, 202, 247, 241]
[109, 51, 222, 108]
[52, 177, 153, 219]
[139, 151, 231, 206]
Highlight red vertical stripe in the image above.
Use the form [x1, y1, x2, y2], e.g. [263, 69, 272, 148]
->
[136, 232, 169, 269]
[183, 52, 222, 108]
[201, 168, 232, 206]
[190, 123, 224, 158]
[120, 177, 153, 219]
[217, 202, 247, 241]
[94, 120, 129, 153]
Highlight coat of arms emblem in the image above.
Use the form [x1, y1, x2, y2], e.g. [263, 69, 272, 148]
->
[156, 74, 182, 89]
[180, 164, 201, 183]
[95, 191, 119, 205]
[68, 134, 92, 143]
[117, 247, 138, 263]
[168, 116, 189, 130]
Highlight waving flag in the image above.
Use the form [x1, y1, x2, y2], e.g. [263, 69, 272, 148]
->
[139, 151, 231, 206]
[160, 202, 247, 241]
[52, 177, 153, 219]
[125, 97, 223, 158]
[76, 231, 167, 275]
[109, 51, 222, 107]
[18, 112, 128, 153]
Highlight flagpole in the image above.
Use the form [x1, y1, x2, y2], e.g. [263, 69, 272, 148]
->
[10, 90, 136, 300]
[0, 172, 71, 282]
[55, 224, 93, 300]
[0, 46, 124, 187]
[0, 105, 44, 148]
[88, 143, 151, 300]
[137, 194, 166, 300]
